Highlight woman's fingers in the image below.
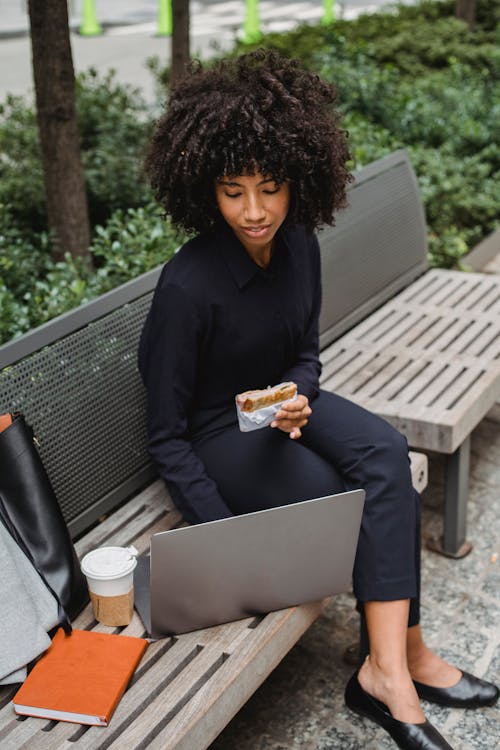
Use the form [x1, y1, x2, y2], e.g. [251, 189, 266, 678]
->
[270, 393, 311, 436]
[271, 415, 309, 431]
[283, 395, 309, 411]
[275, 396, 311, 419]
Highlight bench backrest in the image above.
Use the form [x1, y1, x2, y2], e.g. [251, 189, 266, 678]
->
[319, 150, 428, 348]
[0, 150, 427, 539]
[0, 273, 161, 539]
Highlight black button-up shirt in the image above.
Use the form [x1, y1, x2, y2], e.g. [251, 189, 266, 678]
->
[138, 219, 322, 523]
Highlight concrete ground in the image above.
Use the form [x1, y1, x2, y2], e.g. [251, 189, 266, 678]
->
[210, 413, 500, 750]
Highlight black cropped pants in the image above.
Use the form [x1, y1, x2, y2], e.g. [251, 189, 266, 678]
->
[193, 390, 421, 628]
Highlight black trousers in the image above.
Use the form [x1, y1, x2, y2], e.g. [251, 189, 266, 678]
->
[193, 390, 421, 628]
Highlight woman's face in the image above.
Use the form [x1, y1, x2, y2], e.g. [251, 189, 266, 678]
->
[215, 172, 290, 262]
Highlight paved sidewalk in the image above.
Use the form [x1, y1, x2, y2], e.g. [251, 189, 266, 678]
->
[1, 0, 385, 38]
[0, 0, 397, 102]
[210, 414, 500, 749]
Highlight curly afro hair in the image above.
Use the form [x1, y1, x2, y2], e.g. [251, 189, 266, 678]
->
[144, 49, 352, 234]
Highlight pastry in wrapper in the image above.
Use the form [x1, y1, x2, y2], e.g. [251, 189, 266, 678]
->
[237, 382, 297, 412]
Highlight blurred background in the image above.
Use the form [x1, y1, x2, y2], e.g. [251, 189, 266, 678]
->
[0, 0, 498, 346]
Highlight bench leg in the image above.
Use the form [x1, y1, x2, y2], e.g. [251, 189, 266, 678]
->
[426, 436, 473, 559]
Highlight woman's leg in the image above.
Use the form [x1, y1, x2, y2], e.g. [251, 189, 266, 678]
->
[192, 421, 345, 514]
[407, 626, 460, 687]
[302, 391, 462, 696]
[359, 599, 425, 723]
[301, 390, 419, 607]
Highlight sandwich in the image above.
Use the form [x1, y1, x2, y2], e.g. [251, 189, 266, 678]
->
[237, 382, 297, 413]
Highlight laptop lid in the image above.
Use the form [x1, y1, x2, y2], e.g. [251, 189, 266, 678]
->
[135, 489, 365, 637]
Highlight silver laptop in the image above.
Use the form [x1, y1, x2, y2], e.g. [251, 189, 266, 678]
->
[134, 489, 365, 637]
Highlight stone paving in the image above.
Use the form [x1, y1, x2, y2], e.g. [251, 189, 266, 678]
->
[210, 412, 500, 750]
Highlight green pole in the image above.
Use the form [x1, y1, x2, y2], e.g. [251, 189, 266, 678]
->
[242, 0, 262, 44]
[80, 0, 102, 36]
[321, 0, 335, 25]
[158, 0, 173, 36]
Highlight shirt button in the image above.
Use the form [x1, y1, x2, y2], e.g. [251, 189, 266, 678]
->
[273, 311, 282, 321]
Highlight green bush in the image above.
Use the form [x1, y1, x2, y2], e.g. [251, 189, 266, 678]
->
[1, 0, 499, 345]
[343, 111, 401, 169]
[0, 202, 185, 343]
[0, 283, 31, 345]
[0, 97, 46, 232]
[88, 203, 186, 295]
[0, 205, 50, 298]
[409, 146, 500, 249]
[0, 70, 153, 236]
[229, 0, 499, 74]
[76, 69, 154, 226]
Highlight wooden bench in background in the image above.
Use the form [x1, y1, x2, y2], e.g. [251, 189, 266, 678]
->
[317, 150, 500, 558]
[3, 148, 497, 748]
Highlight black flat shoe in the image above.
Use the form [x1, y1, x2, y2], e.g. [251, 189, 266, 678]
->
[413, 671, 499, 709]
[344, 670, 454, 750]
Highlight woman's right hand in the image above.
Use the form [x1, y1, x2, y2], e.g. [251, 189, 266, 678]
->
[270, 394, 312, 439]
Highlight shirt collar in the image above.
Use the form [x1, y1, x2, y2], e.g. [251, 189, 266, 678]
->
[215, 218, 293, 290]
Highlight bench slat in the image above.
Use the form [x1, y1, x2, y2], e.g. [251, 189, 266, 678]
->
[320, 345, 362, 382]
[137, 603, 324, 750]
[407, 361, 467, 408]
[424, 366, 487, 412]
[352, 354, 412, 398]
[74, 480, 172, 558]
[322, 349, 379, 393]
[397, 271, 444, 304]
[96, 612, 297, 750]
[337, 303, 500, 365]
[320, 269, 500, 454]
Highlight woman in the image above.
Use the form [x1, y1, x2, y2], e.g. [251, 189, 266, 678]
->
[138, 50, 498, 749]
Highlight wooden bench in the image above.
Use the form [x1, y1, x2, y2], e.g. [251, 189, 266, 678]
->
[0, 473, 427, 750]
[317, 150, 500, 558]
[4, 148, 486, 749]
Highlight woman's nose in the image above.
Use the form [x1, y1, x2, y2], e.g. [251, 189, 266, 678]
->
[243, 195, 266, 222]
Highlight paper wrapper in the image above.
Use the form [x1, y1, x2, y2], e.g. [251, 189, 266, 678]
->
[236, 390, 298, 432]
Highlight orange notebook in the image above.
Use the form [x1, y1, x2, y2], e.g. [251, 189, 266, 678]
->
[13, 628, 148, 726]
[0, 413, 13, 433]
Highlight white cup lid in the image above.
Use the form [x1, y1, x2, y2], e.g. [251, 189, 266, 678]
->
[81, 546, 138, 580]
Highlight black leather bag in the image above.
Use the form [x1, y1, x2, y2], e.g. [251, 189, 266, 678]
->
[0, 414, 89, 628]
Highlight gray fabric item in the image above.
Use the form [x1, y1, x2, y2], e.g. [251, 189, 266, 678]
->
[1, 666, 27, 685]
[0, 522, 59, 684]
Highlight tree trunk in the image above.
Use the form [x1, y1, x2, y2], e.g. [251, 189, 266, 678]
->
[456, 0, 476, 30]
[171, 0, 190, 85]
[28, 0, 91, 264]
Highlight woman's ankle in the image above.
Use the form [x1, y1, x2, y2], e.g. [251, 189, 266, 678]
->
[407, 646, 462, 687]
[358, 656, 426, 723]
[363, 653, 410, 681]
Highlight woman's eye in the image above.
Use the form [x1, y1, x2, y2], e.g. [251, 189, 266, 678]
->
[263, 187, 280, 195]
[224, 192, 242, 199]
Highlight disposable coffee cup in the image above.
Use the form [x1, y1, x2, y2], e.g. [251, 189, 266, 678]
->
[81, 546, 138, 626]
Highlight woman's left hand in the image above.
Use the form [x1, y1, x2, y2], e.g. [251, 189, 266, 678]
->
[270, 395, 312, 440]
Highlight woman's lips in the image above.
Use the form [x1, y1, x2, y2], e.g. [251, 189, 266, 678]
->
[241, 225, 271, 238]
